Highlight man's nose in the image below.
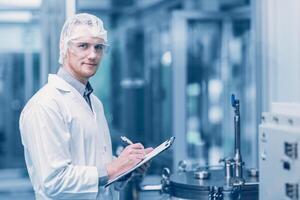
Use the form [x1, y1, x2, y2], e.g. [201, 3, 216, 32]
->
[87, 47, 98, 58]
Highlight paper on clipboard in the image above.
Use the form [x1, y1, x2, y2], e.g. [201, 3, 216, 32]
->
[105, 136, 175, 187]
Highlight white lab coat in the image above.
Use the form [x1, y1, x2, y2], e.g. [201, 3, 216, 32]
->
[19, 74, 119, 200]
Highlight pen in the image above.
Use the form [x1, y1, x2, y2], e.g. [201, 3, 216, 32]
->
[121, 136, 133, 145]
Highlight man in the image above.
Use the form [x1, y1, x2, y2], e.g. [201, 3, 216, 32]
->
[19, 13, 152, 200]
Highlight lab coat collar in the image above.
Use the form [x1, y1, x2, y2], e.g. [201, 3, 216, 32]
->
[57, 67, 86, 96]
[48, 74, 96, 116]
[48, 74, 73, 92]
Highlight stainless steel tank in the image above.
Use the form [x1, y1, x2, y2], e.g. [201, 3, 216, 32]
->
[162, 166, 258, 200]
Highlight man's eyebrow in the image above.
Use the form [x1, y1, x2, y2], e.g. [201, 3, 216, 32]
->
[75, 41, 88, 43]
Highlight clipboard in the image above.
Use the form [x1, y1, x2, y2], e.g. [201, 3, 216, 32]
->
[105, 136, 175, 187]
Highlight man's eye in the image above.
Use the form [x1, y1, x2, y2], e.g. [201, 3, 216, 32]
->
[95, 44, 104, 51]
[78, 43, 89, 49]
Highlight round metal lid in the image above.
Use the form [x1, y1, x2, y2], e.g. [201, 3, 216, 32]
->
[169, 167, 259, 191]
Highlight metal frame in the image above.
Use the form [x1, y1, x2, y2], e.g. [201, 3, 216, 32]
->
[40, 0, 68, 85]
[252, 0, 263, 167]
[171, 9, 255, 170]
[171, 11, 226, 170]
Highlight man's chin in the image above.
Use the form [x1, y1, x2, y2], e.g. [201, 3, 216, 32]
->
[79, 68, 95, 79]
[83, 71, 96, 78]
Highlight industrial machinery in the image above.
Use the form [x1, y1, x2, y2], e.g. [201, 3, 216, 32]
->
[140, 95, 259, 199]
[259, 103, 300, 200]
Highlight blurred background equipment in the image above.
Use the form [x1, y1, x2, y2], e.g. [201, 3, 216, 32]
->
[140, 95, 258, 200]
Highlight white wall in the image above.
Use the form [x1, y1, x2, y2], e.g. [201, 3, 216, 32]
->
[259, 0, 300, 109]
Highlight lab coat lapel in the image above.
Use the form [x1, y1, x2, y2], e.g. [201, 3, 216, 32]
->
[70, 91, 95, 116]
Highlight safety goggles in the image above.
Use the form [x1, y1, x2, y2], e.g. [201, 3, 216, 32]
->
[68, 41, 109, 56]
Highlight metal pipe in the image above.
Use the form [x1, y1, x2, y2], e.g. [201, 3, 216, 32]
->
[231, 95, 244, 179]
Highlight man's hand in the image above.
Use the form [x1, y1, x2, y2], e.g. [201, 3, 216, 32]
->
[133, 147, 153, 176]
[106, 143, 148, 179]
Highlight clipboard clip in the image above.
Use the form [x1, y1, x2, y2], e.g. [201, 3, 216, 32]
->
[165, 136, 175, 147]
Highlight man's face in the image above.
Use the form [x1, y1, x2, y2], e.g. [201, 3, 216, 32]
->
[63, 26, 107, 84]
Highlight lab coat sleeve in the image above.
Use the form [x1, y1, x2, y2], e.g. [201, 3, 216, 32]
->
[19, 102, 99, 199]
[96, 165, 109, 186]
